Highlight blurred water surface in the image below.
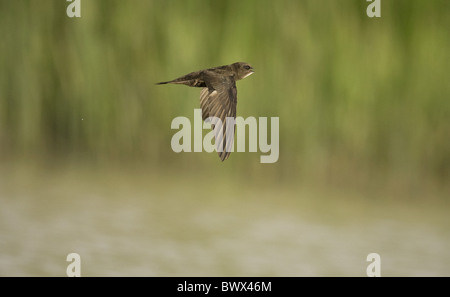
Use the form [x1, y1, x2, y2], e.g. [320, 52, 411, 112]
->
[1, 163, 449, 277]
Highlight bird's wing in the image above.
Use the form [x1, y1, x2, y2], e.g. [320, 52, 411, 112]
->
[199, 75, 237, 161]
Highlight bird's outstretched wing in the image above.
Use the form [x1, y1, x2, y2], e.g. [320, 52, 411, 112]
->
[199, 74, 237, 161]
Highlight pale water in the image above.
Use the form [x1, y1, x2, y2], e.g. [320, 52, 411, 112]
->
[1, 165, 449, 276]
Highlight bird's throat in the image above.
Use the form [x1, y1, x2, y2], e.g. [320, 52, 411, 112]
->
[242, 72, 254, 79]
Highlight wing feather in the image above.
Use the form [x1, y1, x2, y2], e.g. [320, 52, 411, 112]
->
[199, 76, 237, 161]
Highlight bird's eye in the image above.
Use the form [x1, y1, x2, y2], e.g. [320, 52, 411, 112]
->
[244, 65, 251, 70]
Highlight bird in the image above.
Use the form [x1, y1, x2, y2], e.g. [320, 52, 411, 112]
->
[157, 62, 255, 161]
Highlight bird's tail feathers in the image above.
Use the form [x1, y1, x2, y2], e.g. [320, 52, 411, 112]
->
[156, 79, 191, 85]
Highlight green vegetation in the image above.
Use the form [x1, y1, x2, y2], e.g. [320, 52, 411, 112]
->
[1, 0, 449, 197]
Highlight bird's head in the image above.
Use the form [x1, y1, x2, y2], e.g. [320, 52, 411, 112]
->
[233, 62, 255, 80]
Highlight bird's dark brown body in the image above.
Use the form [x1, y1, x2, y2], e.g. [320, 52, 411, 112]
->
[157, 62, 255, 161]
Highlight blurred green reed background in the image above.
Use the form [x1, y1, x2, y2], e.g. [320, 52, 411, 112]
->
[0, 0, 449, 194]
